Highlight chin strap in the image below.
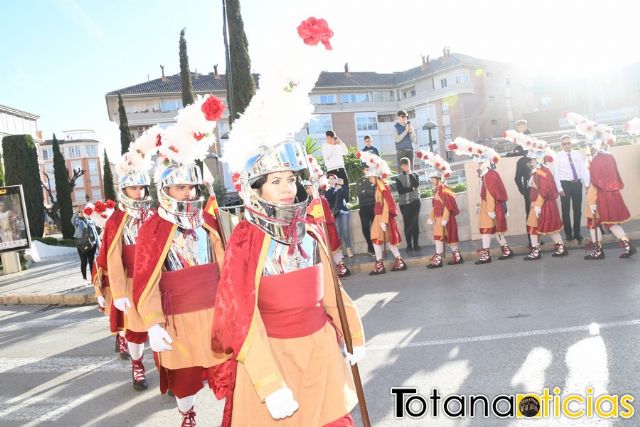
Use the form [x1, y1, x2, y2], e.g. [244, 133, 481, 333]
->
[245, 205, 309, 258]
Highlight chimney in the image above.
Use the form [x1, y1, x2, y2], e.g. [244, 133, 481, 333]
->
[194, 68, 198, 79]
[426, 54, 430, 64]
[344, 62, 350, 76]
[214, 64, 221, 79]
[160, 64, 167, 82]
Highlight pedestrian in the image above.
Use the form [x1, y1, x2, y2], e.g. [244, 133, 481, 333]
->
[554, 135, 588, 243]
[359, 151, 407, 275]
[448, 138, 513, 264]
[393, 110, 417, 169]
[97, 129, 157, 392]
[394, 157, 421, 251]
[416, 151, 462, 268]
[303, 179, 351, 278]
[321, 130, 350, 198]
[325, 173, 353, 257]
[361, 135, 379, 156]
[72, 207, 99, 286]
[355, 165, 376, 255]
[132, 96, 232, 426]
[509, 129, 539, 248]
[516, 119, 532, 135]
[520, 144, 568, 261]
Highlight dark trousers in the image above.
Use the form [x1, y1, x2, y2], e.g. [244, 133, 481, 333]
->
[77, 245, 97, 280]
[396, 149, 414, 170]
[522, 190, 531, 246]
[359, 204, 375, 252]
[560, 180, 583, 239]
[399, 199, 421, 249]
[327, 167, 349, 199]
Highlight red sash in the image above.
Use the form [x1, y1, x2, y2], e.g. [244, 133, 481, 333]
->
[258, 264, 328, 339]
[121, 244, 136, 278]
[160, 263, 220, 315]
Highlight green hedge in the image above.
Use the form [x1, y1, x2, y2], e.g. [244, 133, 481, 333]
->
[33, 236, 77, 247]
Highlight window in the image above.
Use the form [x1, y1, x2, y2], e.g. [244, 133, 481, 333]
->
[160, 99, 183, 112]
[67, 146, 82, 158]
[486, 72, 493, 78]
[86, 145, 97, 157]
[489, 96, 496, 102]
[455, 74, 469, 85]
[319, 94, 337, 104]
[41, 148, 50, 161]
[491, 120, 498, 125]
[540, 96, 552, 108]
[308, 114, 333, 136]
[74, 189, 87, 203]
[440, 78, 448, 88]
[91, 187, 102, 199]
[400, 87, 415, 99]
[340, 93, 369, 103]
[90, 174, 101, 186]
[442, 101, 449, 115]
[88, 160, 98, 174]
[372, 91, 395, 102]
[443, 125, 452, 141]
[377, 114, 395, 123]
[355, 112, 378, 132]
[407, 110, 416, 119]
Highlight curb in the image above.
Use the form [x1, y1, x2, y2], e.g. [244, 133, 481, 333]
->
[1, 231, 638, 306]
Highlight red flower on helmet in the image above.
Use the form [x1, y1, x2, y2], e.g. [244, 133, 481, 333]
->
[105, 200, 116, 209]
[193, 132, 205, 141]
[381, 173, 388, 179]
[156, 134, 162, 147]
[448, 143, 457, 150]
[169, 145, 179, 153]
[94, 201, 106, 213]
[297, 17, 334, 50]
[416, 151, 424, 159]
[201, 95, 225, 121]
[356, 151, 362, 159]
[231, 172, 241, 182]
[544, 155, 554, 163]
[84, 207, 93, 216]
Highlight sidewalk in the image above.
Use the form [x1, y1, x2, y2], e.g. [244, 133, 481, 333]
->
[1, 220, 639, 306]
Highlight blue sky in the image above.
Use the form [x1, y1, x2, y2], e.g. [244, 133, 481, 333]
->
[2, 0, 639, 158]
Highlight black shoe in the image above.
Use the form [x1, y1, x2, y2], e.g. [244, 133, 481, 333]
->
[566, 235, 575, 241]
[406, 246, 413, 252]
[575, 234, 584, 243]
[414, 245, 421, 251]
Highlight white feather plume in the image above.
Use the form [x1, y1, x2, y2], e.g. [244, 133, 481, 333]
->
[625, 117, 640, 135]
[358, 150, 391, 178]
[449, 137, 500, 163]
[415, 150, 452, 178]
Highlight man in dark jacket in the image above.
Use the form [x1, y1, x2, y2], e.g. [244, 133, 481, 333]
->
[355, 166, 376, 255]
[395, 157, 421, 251]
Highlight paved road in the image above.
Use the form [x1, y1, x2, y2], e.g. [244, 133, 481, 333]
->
[0, 251, 638, 426]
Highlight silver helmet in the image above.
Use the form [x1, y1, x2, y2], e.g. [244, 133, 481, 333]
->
[238, 140, 309, 244]
[156, 163, 204, 230]
[118, 171, 153, 220]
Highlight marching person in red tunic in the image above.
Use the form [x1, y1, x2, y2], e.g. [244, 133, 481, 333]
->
[358, 151, 407, 275]
[448, 138, 513, 264]
[132, 95, 232, 427]
[415, 150, 463, 268]
[522, 146, 567, 261]
[565, 112, 636, 260]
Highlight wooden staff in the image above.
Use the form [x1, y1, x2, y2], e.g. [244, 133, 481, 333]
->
[309, 181, 371, 427]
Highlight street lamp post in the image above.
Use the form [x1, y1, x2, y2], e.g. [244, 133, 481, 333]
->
[422, 120, 438, 153]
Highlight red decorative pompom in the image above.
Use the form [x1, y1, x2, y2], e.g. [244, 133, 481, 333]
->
[501, 130, 507, 138]
[444, 172, 451, 178]
[435, 162, 441, 168]
[448, 143, 457, 151]
[416, 151, 424, 159]
[467, 147, 473, 152]
[381, 173, 388, 179]
[201, 95, 225, 121]
[297, 17, 334, 50]
[544, 155, 554, 163]
[105, 200, 116, 209]
[607, 138, 615, 146]
[169, 145, 179, 153]
[493, 157, 500, 163]
[234, 182, 242, 192]
[356, 151, 362, 159]
[156, 134, 162, 147]
[193, 132, 205, 141]
[231, 172, 241, 182]
[84, 207, 93, 216]
[94, 201, 106, 213]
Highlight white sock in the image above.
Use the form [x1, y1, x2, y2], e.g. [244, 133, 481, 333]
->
[496, 234, 508, 246]
[389, 245, 400, 258]
[590, 228, 602, 244]
[530, 234, 539, 247]
[449, 244, 459, 253]
[118, 330, 126, 337]
[176, 395, 195, 412]
[481, 234, 492, 249]
[128, 342, 144, 360]
[332, 251, 343, 265]
[551, 233, 563, 244]
[609, 224, 627, 240]
[373, 244, 383, 260]
[435, 241, 444, 253]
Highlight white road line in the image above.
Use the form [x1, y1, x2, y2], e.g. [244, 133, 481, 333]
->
[367, 318, 640, 350]
[0, 356, 129, 374]
[0, 317, 106, 332]
[0, 395, 95, 421]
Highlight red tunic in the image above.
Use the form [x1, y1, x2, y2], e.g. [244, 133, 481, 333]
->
[432, 185, 460, 243]
[480, 170, 508, 234]
[590, 152, 631, 224]
[527, 167, 563, 235]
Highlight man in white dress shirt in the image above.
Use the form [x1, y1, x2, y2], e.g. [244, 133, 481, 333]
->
[554, 135, 589, 242]
[322, 130, 350, 198]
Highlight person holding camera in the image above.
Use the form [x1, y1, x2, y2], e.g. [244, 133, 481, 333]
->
[325, 174, 354, 258]
[394, 157, 421, 251]
[394, 110, 417, 170]
[72, 207, 99, 286]
[322, 130, 350, 198]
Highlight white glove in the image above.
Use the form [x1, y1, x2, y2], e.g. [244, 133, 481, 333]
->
[534, 206, 541, 218]
[475, 206, 480, 215]
[148, 324, 173, 352]
[345, 345, 367, 366]
[441, 219, 448, 226]
[380, 222, 387, 232]
[113, 297, 131, 312]
[97, 296, 106, 308]
[427, 218, 433, 225]
[488, 211, 496, 219]
[590, 204, 597, 214]
[265, 387, 299, 420]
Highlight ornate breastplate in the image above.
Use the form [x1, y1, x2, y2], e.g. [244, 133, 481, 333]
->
[122, 215, 142, 245]
[164, 227, 213, 271]
[262, 232, 320, 276]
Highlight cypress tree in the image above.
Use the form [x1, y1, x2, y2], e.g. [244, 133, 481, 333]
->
[1, 134, 45, 237]
[179, 28, 195, 107]
[102, 150, 117, 201]
[118, 93, 133, 155]
[52, 135, 75, 238]
[0, 157, 4, 186]
[224, 0, 255, 124]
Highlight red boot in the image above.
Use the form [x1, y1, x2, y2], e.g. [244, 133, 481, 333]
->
[523, 246, 541, 261]
[427, 253, 443, 269]
[116, 334, 130, 360]
[474, 248, 491, 265]
[337, 262, 351, 278]
[131, 357, 148, 391]
[180, 407, 196, 427]
[391, 256, 408, 271]
[584, 244, 605, 260]
[498, 245, 513, 260]
[447, 249, 464, 265]
[369, 260, 386, 276]
[619, 239, 637, 259]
